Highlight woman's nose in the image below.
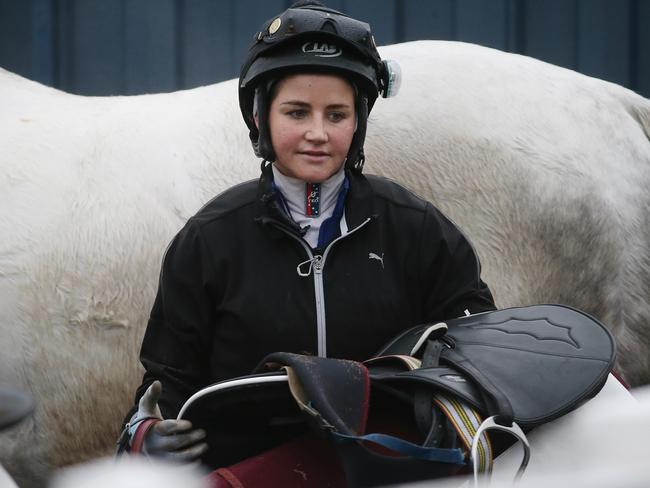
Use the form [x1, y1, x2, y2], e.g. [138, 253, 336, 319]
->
[305, 116, 328, 142]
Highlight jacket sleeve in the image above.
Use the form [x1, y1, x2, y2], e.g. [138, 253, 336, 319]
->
[418, 202, 496, 321]
[128, 219, 217, 421]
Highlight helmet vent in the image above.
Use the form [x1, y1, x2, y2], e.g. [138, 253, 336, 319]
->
[321, 19, 338, 34]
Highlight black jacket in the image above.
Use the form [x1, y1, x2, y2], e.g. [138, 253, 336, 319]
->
[127, 164, 495, 463]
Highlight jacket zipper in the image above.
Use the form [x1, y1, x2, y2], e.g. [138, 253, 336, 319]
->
[274, 217, 372, 357]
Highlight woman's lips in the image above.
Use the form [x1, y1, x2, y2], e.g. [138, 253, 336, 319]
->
[299, 150, 329, 162]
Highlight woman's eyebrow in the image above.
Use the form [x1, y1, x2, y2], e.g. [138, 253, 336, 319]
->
[280, 100, 310, 107]
[279, 100, 352, 110]
[327, 103, 353, 110]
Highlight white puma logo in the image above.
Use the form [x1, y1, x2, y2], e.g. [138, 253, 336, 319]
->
[369, 252, 384, 269]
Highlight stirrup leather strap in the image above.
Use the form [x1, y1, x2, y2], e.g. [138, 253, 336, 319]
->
[364, 354, 494, 471]
[434, 393, 493, 473]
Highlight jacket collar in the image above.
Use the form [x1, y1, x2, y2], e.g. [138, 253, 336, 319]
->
[255, 162, 379, 236]
[344, 169, 379, 229]
[254, 161, 304, 237]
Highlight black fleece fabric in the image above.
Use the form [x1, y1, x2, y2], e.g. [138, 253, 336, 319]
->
[124, 164, 496, 466]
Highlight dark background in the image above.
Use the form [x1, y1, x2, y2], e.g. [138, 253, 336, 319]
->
[1, 0, 648, 98]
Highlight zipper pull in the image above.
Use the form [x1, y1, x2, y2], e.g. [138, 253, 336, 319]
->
[296, 255, 323, 277]
[312, 255, 323, 272]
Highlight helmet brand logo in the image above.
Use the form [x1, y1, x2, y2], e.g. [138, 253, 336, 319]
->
[442, 374, 467, 383]
[302, 42, 342, 58]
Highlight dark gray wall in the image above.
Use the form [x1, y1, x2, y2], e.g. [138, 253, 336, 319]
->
[1, 0, 648, 98]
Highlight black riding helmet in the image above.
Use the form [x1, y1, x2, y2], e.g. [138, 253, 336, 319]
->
[238, 0, 400, 172]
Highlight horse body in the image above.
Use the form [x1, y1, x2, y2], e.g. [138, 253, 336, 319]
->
[1, 40, 649, 486]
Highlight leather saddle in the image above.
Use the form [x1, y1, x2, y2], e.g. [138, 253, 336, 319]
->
[180, 304, 616, 485]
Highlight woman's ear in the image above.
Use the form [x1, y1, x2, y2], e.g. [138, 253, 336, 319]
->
[254, 113, 259, 129]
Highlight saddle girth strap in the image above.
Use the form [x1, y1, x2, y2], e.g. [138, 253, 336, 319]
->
[433, 393, 493, 473]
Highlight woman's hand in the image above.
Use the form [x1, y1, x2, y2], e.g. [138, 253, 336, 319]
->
[138, 381, 208, 462]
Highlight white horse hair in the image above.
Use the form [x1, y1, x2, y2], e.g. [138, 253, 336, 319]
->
[1, 40, 649, 486]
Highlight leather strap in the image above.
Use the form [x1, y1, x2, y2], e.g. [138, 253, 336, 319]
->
[331, 431, 465, 464]
[414, 340, 444, 444]
[129, 418, 159, 454]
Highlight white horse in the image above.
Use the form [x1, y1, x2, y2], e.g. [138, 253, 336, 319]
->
[1, 40, 649, 487]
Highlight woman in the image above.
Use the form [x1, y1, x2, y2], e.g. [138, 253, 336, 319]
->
[118, 0, 495, 466]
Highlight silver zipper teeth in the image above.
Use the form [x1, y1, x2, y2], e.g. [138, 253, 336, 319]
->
[312, 255, 326, 356]
[275, 217, 372, 357]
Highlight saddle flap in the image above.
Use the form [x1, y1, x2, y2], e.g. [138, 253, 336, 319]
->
[374, 305, 616, 427]
[444, 305, 615, 426]
[444, 304, 615, 360]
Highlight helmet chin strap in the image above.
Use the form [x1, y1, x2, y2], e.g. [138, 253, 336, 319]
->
[347, 94, 368, 172]
[253, 85, 276, 161]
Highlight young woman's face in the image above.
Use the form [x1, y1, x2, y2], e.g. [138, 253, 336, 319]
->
[268, 73, 356, 183]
